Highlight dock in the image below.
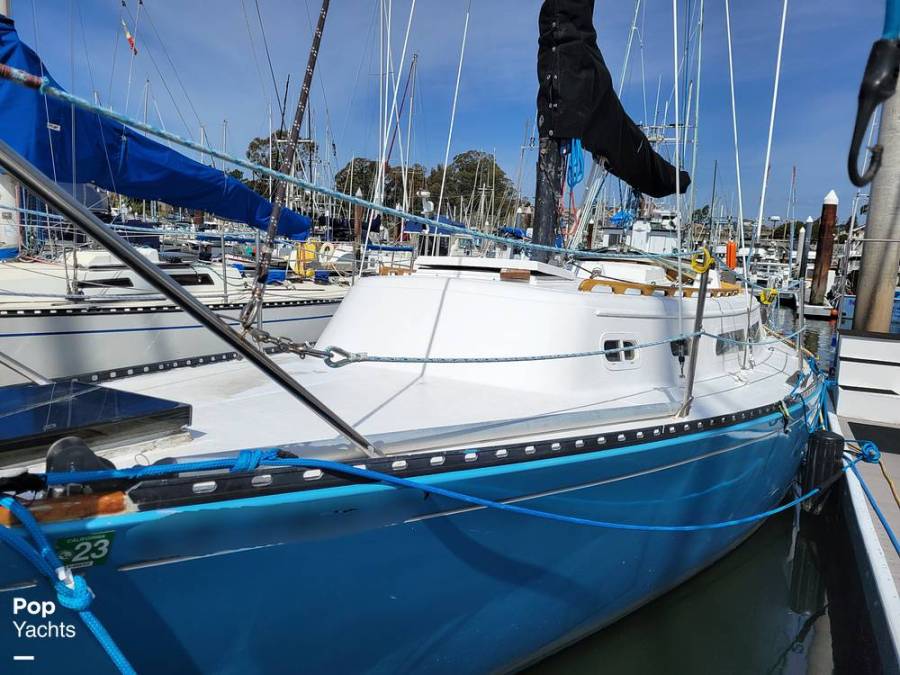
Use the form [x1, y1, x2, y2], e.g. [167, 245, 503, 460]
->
[828, 407, 900, 669]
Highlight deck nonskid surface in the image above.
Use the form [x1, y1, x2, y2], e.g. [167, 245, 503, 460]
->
[89, 343, 799, 468]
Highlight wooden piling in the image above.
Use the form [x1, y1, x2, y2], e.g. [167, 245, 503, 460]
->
[809, 190, 838, 306]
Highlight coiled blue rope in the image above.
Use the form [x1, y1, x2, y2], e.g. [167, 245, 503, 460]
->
[567, 138, 584, 188]
[0, 497, 136, 675]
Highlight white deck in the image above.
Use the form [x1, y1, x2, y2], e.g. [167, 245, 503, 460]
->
[3, 258, 804, 471]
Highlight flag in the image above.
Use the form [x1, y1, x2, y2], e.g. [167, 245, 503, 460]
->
[121, 19, 138, 55]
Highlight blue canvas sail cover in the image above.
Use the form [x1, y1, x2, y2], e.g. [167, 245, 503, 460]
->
[0, 17, 309, 238]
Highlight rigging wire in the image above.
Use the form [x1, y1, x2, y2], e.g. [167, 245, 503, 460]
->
[253, 0, 285, 120]
[434, 0, 472, 255]
[336, 0, 379, 164]
[302, 0, 338, 165]
[106, 0, 126, 106]
[239, 0, 273, 113]
[753, 0, 790, 247]
[672, 0, 684, 333]
[687, 0, 704, 235]
[122, 0, 143, 118]
[362, 0, 418, 271]
[723, 0, 755, 367]
[28, 0, 57, 183]
[120, 2, 196, 141]
[140, 1, 209, 138]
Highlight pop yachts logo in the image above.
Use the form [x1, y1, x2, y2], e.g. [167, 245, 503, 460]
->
[11, 598, 76, 639]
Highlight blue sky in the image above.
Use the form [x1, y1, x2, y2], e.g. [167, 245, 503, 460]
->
[9, 0, 887, 222]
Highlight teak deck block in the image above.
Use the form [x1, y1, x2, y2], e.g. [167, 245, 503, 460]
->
[500, 269, 531, 282]
[379, 266, 412, 276]
[0, 492, 126, 526]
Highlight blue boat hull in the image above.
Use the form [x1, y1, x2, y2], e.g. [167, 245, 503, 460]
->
[0, 406, 811, 673]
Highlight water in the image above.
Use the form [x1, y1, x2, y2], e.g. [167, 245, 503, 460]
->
[528, 508, 879, 674]
[769, 305, 837, 369]
[530, 311, 883, 674]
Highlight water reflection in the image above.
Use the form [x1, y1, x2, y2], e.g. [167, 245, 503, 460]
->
[529, 505, 878, 675]
[768, 306, 837, 366]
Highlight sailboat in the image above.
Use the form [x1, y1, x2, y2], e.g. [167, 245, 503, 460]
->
[0, 1, 823, 672]
[0, 15, 347, 385]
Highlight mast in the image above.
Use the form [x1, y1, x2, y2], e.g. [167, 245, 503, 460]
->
[532, 138, 561, 263]
[241, 0, 330, 330]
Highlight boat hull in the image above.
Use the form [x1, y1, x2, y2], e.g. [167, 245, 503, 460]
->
[0, 297, 341, 385]
[0, 406, 810, 673]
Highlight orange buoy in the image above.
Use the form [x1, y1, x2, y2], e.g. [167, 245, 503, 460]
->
[725, 241, 737, 269]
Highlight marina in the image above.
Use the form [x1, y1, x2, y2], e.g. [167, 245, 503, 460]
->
[0, 0, 897, 673]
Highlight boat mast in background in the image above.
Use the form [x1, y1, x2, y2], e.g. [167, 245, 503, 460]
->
[240, 0, 331, 331]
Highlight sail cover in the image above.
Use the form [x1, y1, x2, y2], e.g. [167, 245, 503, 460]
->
[537, 0, 690, 198]
[0, 17, 309, 238]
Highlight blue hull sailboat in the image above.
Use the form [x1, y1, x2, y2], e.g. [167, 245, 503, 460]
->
[0, 1, 826, 672]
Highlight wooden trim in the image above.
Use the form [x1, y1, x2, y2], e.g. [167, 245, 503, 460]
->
[0, 492, 126, 526]
[578, 278, 742, 297]
[500, 269, 531, 282]
[379, 266, 412, 276]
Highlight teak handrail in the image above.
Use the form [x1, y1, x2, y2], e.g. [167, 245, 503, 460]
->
[578, 278, 742, 298]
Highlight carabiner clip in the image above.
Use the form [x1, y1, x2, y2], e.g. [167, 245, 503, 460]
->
[848, 39, 900, 187]
[759, 288, 778, 306]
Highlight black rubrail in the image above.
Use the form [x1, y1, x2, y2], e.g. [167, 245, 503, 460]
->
[536, 0, 690, 198]
[126, 393, 813, 511]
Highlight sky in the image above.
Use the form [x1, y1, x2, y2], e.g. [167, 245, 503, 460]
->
[7, 0, 888, 224]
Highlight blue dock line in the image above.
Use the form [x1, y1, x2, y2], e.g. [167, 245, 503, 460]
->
[2, 415, 878, 675]
[0, 497, 136, 675]
[848, 442, 900, 557]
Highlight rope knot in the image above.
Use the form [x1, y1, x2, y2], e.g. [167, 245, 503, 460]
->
[55, 574, 93, 612]
[231, 449, 264, 473]
[859, 441, 881, 464]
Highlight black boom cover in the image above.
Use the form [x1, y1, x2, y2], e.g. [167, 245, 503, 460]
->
[537, 0, 690, 198]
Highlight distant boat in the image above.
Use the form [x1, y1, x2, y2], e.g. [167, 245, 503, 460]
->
[0, 247, 345, 385]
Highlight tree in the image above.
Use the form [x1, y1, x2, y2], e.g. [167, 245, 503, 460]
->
[244, 130, 319, 197]
[425, 150, 515, 218]
[245, 130, 287, 196]
[334, 159, 428, 211]
[331, 151, 515, 221]
[691, 204, 710, 224]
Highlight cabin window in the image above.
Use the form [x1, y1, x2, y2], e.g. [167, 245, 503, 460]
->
[715, 329, 746, 355]
[603, 336, 638, 368]
[169, 273, 215, 287]
[77, 277, 134, 289]
[750, 322, 760, 341]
